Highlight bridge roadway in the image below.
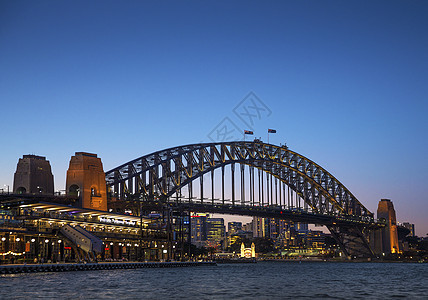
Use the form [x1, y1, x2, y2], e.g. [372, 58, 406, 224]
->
[142, 199, 382, 229]
[0, 193, 382, 229]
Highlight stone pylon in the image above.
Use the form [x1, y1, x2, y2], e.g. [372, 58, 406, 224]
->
[66, 152, 107, 211]
[374, 199, 399, 255]
[13, 155, 54, 195]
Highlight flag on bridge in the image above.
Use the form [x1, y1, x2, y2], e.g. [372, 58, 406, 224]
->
[268, 129, 276, 133]
[244, 130, 254, 135]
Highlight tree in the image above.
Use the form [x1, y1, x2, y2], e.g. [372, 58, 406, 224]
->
[252, 237, 274, 254]
[227, 236, 251, 253]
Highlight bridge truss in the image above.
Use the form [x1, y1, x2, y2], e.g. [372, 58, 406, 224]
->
[105, 141, 379, 258]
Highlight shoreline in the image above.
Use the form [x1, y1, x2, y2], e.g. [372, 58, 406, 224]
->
[0, 261, 216, 275]
[260, 258, 426, 263]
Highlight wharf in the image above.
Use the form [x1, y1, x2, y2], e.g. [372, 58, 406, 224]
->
[0, 261, 216, 275]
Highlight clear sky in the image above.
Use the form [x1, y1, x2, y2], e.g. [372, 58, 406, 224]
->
[1, 1, 427, 236]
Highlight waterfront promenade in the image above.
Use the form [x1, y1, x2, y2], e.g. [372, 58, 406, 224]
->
[0, 261, 216, 275]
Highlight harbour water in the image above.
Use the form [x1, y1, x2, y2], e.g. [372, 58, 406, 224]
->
[1, 261, 427, 299]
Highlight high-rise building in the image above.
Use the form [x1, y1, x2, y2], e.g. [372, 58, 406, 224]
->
[267, 219, 288, 239]
[13, 155, 54, 195]
[228, 222, 242, 235]
[242, 221, 253, 233]
[252, 217, 294, 239]
[206, 218, 225, 248]
[290, 222, 309, 233]
[190, 213, 208, 248]
[402, 222, 415, 237]
[305, 230, 325, 249]
[252, 217, 266, 237]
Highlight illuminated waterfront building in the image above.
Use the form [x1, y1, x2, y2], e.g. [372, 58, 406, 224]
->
[0, 200, 158, 263]
[1, 153, 171, 264]
[304, 230, 325, 249]
[240, 242, 256, 258]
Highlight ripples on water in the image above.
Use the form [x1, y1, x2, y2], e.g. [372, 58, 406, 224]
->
[1, 262, 427, 299]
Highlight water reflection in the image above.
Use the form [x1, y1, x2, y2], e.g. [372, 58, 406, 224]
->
[1, 262, 427, 299]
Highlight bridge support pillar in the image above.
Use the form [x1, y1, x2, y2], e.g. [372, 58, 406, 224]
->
[372, 199, 399, 256]
[13, 155, 54, 195]
[66, 152, 107, 211]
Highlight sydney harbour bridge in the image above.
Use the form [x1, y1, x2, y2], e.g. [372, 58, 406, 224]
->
[0, 141, 390, 261]
[105, 141, 384, 258]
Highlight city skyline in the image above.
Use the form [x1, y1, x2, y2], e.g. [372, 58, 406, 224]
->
[1, 1, 427, 236]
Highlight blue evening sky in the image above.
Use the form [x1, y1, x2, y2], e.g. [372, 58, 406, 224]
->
[1, 1, 427, 235]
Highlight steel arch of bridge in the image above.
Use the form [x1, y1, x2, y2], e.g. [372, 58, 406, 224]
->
[105, 141, 373, 222]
